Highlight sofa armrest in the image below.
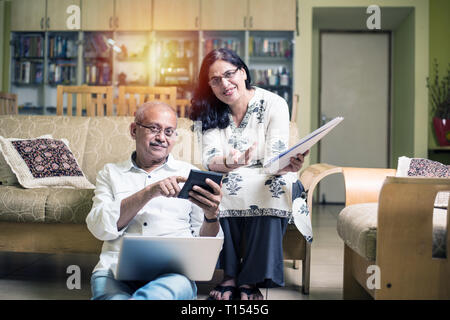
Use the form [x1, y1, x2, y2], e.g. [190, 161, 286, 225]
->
[342, 167, 396, 206]
[375, 176, 450, 298]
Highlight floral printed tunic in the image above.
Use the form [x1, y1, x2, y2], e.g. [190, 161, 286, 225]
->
[201, 87, 298, 219]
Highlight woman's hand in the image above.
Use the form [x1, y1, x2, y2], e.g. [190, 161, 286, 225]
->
[225, 142, 257, 170]
[275, 150, 309, 175]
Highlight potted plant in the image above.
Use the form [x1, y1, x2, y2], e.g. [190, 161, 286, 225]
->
[427, 59, 450, 146]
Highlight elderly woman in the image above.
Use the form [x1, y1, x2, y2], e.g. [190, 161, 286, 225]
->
[189, 48, 309, 300]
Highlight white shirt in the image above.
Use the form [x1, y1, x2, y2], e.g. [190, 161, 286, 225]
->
[86, 153, 220, 275]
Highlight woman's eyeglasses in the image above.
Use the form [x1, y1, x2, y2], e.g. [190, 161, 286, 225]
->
[135, 123, 177, 140]
[208, 67, 240, 88]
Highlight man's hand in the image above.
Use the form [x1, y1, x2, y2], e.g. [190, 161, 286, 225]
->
[275, 150, 310, 175]
[188, 178, 222, 220]
[147, 176, 187, 198]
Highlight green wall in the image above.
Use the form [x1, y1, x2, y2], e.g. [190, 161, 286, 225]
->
[391, 9, 415, 168]
[428, 0, 450, 158]
[1, 0, 10, 93]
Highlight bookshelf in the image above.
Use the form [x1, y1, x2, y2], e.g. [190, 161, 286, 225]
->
[248, 31, 294, 108]
[10, 30, 295, 115]
[114, 32, 150, 86]
[153, 31, 199, 100]
[12, 33, 45, 86]
[47, 32, 78, 86]
[83, 32, 113, 86]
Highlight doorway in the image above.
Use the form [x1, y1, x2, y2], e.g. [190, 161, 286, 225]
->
[318, 32, 391, 203]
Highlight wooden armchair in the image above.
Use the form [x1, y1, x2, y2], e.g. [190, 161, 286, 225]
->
[282, 163, 343, 294]
[337, 167, 450, 299]
[56, 85, 114, 116]
[117, 86, 177, 116]
[0, 92, 18, 115]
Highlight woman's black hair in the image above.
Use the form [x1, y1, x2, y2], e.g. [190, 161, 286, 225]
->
[188, 48, 252, 132]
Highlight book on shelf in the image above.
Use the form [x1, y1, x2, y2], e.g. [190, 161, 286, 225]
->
[204, 38, 241, 55]
[48, 36, 77, 58]
[85, 62, 111, 85]
[249, 37, 292, 58]
[15, 34, 44, 58]
[48, 62, 77, 84]
[14, 60, 44, 85]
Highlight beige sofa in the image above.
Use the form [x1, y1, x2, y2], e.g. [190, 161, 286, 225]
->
[0, 115, 313, 292]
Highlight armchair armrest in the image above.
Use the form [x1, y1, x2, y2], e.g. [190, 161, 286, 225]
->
[376, 176, 450, 299]
[341, 167, 396, 206]
[299, 163, 343, 214]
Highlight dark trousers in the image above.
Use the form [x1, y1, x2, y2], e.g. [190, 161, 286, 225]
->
[217, 181, 305, 288]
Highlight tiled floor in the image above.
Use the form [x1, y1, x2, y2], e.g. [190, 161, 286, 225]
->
[0, 204, 344, 300]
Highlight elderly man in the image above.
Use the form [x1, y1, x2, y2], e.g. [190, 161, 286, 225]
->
[86, 101, 222, 300]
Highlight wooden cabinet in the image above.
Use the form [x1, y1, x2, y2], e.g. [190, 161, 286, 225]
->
[201, 0, 248, 30]
[248, 0, 296, 30]
[10, 0, 47, 31]
[81, 0, 115, 30]
[82, 0, 151, 31]
[46, 0, 81, 31]
[200, 0, 296, 31]
[11, 0, 81, 31]
[115, 0, 152, 31]
[153, 0, 200, 30]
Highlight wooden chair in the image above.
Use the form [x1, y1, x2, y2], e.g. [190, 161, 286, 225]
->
[281, 91, 345, 294]
[0, 92, 18, 115]
[56, 85, 114, 116]
[175, 99, 190, 117]
[282, 163, 343, 294]
[117, 86, 177, 116]
[338, 167, 450, 299]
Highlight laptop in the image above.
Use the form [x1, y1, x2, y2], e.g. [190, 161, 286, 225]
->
[115, 235, 224, 282]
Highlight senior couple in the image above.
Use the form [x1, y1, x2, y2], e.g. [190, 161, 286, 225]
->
[86, 48, 309, 301]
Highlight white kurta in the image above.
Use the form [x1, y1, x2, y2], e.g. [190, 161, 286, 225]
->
[201, 87, 296, 216]
[200, 87, 313, 242]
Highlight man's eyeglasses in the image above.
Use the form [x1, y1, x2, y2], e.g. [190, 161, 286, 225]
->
[208, 67, 240, 88]
[135, 123, 177, 140]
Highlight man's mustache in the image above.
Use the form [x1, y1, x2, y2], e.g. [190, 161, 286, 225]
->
[150, 141, 168, 148]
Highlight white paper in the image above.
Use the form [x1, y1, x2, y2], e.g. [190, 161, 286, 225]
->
[263, 117, 344, 174]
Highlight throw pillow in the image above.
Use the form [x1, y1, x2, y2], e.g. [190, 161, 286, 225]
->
[396, 156, 449, 208]
[0, 135, 95, 189]
[0, 134, 53, 186]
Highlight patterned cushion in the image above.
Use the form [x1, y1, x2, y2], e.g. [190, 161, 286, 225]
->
[337, 203, 448, 260]
[397, 156, 449, 208]
[0, 135, 94, 189]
